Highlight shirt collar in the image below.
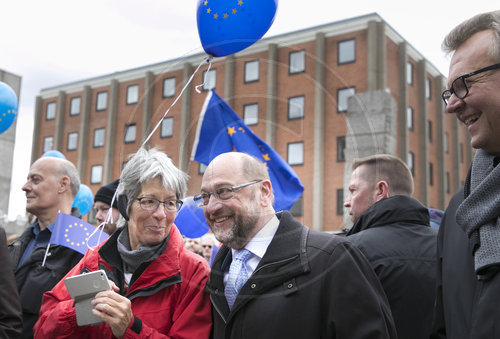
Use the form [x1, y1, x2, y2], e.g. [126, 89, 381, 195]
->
[232, 214, 279, 260]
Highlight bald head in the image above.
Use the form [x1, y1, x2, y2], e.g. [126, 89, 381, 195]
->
[23, 157, 80, 227]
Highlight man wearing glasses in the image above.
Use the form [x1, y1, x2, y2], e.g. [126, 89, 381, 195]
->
[432, 11, 500, 339]
[198, 152, 396, 338]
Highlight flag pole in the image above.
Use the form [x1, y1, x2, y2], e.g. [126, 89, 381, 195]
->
[41, 242, 50, 267]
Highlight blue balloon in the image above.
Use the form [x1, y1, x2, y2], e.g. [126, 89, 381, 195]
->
[42, 150, 66, 159]
[0, 81, 18, 134]
[197, 0, 278, 57]
[174, 196, 209, 238]
[72, 184, 94, 217]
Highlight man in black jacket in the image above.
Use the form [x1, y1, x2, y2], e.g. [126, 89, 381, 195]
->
[431, 11, 500, 339]
[196, 152, 396, 339]
[9, 156, 83, 338]
[345, 154, 437, 339]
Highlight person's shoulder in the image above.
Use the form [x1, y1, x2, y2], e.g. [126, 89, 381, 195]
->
[180, 246, 211, 274]
[306, 228, 349, 254]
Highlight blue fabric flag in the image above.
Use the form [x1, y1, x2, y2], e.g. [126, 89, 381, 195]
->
[50, 213, 109, 255]
[191, 90, 304, 211]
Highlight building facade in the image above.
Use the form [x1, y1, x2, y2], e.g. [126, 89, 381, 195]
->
[32, 13, 470, 231]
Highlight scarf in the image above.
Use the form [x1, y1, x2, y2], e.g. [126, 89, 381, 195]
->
[117, 225, 168, 274]
[456, 149, 500, 276]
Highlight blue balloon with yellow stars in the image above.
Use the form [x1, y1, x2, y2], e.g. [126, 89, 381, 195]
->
[197, 0, 278, 57]
[0, 81, 18, 135]
[72, 184, 94, 217]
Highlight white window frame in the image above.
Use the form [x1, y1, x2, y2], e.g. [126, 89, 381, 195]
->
[243, 104, 258, 126]
[70, 97, 81, 116]
[46, 102, 56, 120]
[407, 62, 413, 85]
[337, 87, 355, 113]
[43, 136, 53, 153]
[67, 132, 78, 151]
[244, 60, 259, 82]
[338, 39, 355, 64]
[96, 91, 108, 111]
[288, 96, 305, 120]
[163, 77, 176, 98]
[93, 128, 105, 148]
[160, 117, 174, 138]
[91, 165, 103, 184]
[127, 85, 139, 105]
[124, 124, 136, 143]
[407, 107, 414, 130]
[287, 142, 304, 165]
[289, 50, 305, 74]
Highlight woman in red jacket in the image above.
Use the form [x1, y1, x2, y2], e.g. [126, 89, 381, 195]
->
[34, 148, 212, 338]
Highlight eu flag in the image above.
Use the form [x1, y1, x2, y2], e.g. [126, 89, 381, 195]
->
[191, 90, 304, 211]
[50, 213, 109, 255]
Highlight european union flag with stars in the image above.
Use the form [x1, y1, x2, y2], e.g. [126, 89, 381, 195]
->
[191, 90, 304, 212]
[50, 213, 109, 255]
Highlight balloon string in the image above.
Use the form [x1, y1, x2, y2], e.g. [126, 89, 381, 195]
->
[86, 221, 107, 252]
[141, 56, 212, 147]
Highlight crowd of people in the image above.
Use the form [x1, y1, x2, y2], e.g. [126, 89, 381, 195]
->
[1, 10, 499, 338]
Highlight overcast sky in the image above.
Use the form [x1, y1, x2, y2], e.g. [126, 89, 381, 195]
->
[1, 0, 497, 219]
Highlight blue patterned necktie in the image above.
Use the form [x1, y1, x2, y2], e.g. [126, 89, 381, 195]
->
[225, 248, 253, 310]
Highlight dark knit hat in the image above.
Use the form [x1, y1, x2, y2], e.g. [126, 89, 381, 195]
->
[94, 179, 120, 208]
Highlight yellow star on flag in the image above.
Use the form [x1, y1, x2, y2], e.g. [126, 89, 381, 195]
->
[263, 154, 271, 161]
[227, 126, 236, 136]
[207, 8, 211, 13]
[223, 13, 228, 19]
[214, 13, 218, 19]
[232, 8, 237, 14]
[238, 0, 243, 5]
[204, 0, 208, 5]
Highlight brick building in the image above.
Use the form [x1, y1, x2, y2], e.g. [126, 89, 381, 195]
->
[31, 13, 470, 231]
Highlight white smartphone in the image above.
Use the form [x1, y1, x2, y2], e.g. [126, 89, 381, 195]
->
[64, 270, 111, 326]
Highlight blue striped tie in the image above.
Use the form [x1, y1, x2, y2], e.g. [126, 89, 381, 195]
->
[225, 249, 252, 310]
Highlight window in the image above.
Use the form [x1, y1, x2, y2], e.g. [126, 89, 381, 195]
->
[203, 69, 216, 90]
[428, 120, 433, 142]
[338, 39, 355, 64]
[288, 96, 305, 120]
[429, 162, 434, 186]
[407, 107, 414, 130]
[287, 142, 304, 165]
[96, 91, 108, 111]
[290, 196, 303, 217]
[407, 62, 413, 85]
[244, 60, 259, 82]
[43, 136, 53, 153]
[124, 124, 136, 143]
[337, 136, 346, 162]
[446, 172, 450, 194]
[426, 78, 432, 99]
[91, 165, 103, 184]
[67, 132, 78, 151]
[127, 85, 139, 104]
[336, 189, 344, 216]
[46, 102, 56, 120]
[70, 97, 81, 116]
[93, 128, 105, 148]
[163, 77, 176, 98]
[199, 163, 207, 175]
[243, 104, 258, 125]
[289, 50, 305, 74]
[408, 152, 415, 176]
[337, 87, 355, 113]
[160, 117, 173, 138]
[444, 132, 449, 153]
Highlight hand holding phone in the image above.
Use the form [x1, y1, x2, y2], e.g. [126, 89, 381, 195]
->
[64, 270, 111, 326]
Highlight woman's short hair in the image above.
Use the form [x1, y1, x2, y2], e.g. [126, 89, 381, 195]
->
[117, 147, 189, 219]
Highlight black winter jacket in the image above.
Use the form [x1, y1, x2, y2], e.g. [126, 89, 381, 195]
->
[207, 211, 397, 339]
[9, 220, 83, 339]
[347, 195, 437, 339]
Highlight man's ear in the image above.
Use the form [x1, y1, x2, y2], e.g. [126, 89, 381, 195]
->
[375, 180, 390, 201]
[260, 180, 273, 207]
[58, 176, 71, 194]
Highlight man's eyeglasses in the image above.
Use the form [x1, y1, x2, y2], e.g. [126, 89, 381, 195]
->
[136, 197, 183, 213]
[442, 63, 500, 105]
[194, 180, 262, 206]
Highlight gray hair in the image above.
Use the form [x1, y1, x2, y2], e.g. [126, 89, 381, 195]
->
[239, 152, 274, 205]
[117, 147, 189, 220]
[56, 160, 80, 198]
[442, 11, 500, 61]
[352, 154, 414, 197]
